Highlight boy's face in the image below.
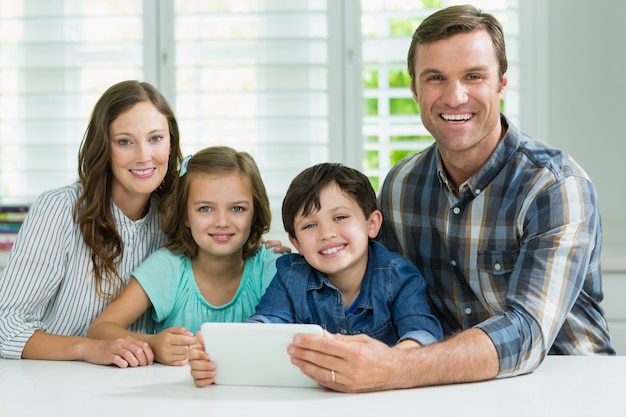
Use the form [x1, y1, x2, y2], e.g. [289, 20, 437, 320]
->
[289, 183, 382, 283]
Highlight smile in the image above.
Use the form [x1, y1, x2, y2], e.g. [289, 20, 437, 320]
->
[320, 244, 345, 255]
[130, 168, 156, 176]
[441, 113, 473, 121]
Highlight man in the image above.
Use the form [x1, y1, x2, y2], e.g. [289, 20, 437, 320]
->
[286, 4, 614, 393]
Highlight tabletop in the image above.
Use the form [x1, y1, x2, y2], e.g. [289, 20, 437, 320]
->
[1, 356, 624, 417]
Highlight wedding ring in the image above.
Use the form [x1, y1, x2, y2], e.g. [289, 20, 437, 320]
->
[331, 369, 336, 383]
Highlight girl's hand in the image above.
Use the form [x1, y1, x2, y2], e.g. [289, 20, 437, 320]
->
[150, 326, 196, 366]
[189, 330, 218, 387]
[265, 240, 292, 254]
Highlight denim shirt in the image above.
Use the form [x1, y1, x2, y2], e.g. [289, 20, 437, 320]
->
[248, 240, 442, 346]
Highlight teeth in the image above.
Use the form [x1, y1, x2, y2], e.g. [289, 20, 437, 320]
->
[442, 114, 472, 121]
[321, 245, 345, 255]
[131, 168, 154, 175]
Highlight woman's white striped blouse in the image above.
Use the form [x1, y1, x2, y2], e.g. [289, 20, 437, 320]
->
[0, 183, 166, 359]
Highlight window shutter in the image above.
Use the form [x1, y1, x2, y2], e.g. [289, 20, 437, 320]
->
[0, 0, 144, 204]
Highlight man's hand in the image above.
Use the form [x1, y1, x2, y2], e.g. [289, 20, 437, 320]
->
[287, 332, 399, 393]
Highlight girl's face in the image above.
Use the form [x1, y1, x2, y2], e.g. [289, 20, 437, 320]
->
[109, 101, 170, 218]
[185, 172, 254, 260]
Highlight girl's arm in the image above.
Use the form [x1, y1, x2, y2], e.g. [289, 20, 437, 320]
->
[87, 278, 196, 366]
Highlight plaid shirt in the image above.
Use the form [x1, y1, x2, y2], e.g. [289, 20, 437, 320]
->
[378, 115, 615, 377]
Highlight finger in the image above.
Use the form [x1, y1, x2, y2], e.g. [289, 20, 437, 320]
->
[188, 347, 210, 361]
[190, 360, 217, 387]
[110, 354, 130, 369]
[120, 337, 153, 366]
[168, 326, 195, 337]
[195, 331, 205, 349]
[118, 348, 141, 367]
[192, 374, 216, 388]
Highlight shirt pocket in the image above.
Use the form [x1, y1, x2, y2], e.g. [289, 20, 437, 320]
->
[476, 249, 518, 310]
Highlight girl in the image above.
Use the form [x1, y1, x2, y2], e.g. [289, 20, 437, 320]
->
[87, 146, 283, 366]
[0, 80, 183, 366]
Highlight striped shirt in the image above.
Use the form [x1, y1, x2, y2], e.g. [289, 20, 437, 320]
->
[0, 183, 165, 359]
[378, 115, 615, 377]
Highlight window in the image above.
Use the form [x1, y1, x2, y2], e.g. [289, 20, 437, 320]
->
[0, 0, 518, 241]
[360, 0, 520, 189]
[0, 0, 143, 202]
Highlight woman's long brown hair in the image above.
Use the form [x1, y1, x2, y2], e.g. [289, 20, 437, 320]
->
[74, 80, 182, 298]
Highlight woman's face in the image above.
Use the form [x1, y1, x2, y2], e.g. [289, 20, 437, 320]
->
[109, 101, 171, 218]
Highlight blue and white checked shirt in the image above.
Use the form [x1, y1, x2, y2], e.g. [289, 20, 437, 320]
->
[378, 115, 615, 377]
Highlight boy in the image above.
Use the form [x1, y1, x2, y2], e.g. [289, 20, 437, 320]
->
[249, 162, 441, 345]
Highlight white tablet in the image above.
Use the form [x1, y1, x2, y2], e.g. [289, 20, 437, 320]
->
[200, 322, 324, 388]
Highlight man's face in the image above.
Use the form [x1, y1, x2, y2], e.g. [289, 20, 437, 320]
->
[410, 30, 507, 161]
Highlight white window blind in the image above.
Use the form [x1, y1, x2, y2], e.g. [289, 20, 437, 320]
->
[0, 0, 144, 204]
[169, 0, 333, 239]
[0, 0, 518, 242]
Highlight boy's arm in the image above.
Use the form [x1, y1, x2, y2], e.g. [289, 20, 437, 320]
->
[391, 259, 443, 346]
[246, 265, 296, 323]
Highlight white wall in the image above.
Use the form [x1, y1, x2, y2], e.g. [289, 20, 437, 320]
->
[543, 1, 626, 262]
[521, 1, 626, 353]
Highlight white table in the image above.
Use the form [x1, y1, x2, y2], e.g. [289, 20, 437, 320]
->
[1, 356, 623, 417]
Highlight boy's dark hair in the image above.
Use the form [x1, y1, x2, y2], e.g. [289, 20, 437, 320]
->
[282, 163, 377, 239]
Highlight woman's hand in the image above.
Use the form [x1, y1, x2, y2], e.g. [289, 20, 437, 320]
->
[82, 336, 154, 368]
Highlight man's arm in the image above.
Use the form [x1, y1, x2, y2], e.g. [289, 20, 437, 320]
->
[287, 327, 498, 392]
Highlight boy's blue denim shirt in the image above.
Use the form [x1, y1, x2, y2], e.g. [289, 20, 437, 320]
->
[248, 240, 443, 346]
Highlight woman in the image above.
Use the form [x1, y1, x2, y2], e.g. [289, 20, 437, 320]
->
[0, 80, 182, 367]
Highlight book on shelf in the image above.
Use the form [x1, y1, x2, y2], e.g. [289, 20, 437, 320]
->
[0, 205, 29, 251]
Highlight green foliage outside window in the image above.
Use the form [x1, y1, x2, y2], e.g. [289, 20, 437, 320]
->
[364, 150, 379, 169]
[364, 98, 378, 115]
[389, 98, 419, 115]
[363, 69, 378, 88]
[390, 150, 415, 166]
[389, 70, 411, 87]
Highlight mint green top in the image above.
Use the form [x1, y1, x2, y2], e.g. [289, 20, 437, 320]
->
[132, 245, 281, 333]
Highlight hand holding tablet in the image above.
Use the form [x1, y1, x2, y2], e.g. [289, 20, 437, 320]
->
[200, 322, 324, 388]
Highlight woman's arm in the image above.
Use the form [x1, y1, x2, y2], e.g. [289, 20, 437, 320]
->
[22, 330, 153, 367]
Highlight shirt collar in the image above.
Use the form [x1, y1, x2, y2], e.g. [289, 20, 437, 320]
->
[435, 114, 520, 198]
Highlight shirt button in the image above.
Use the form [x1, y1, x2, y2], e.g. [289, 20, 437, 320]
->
[494, 263, 502, 271]
[465, 308, 472, 315]
[453, 207, 460, 215]
[475, 189, 481, 194]
[340, 329, 347, 335]
[451, 260, 457, 267]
